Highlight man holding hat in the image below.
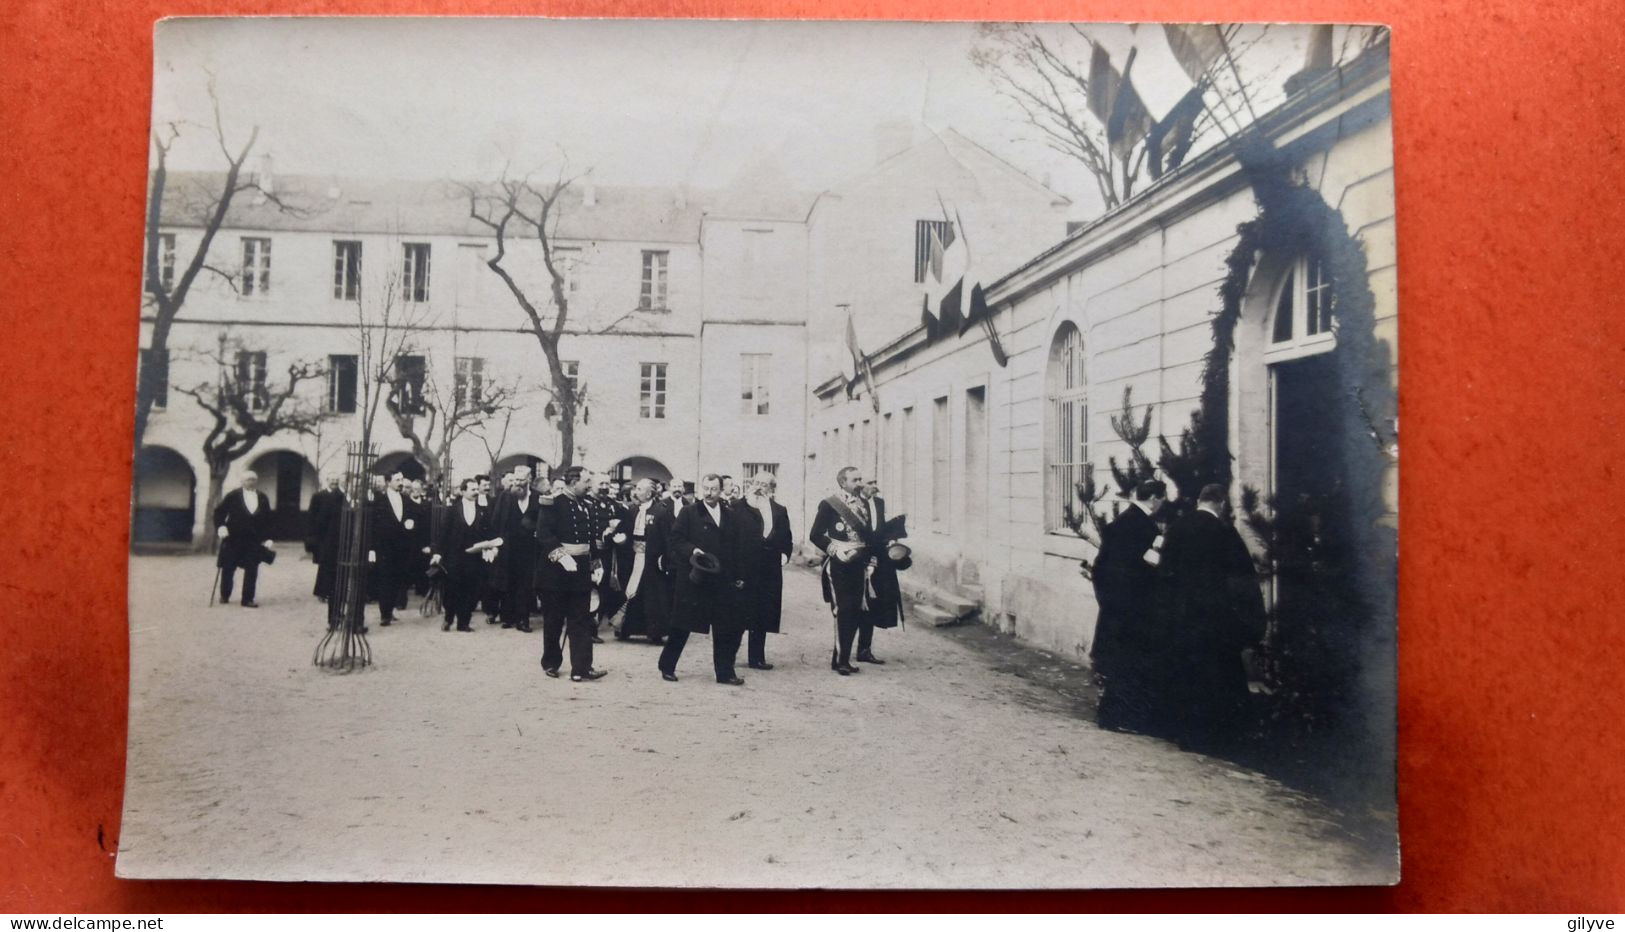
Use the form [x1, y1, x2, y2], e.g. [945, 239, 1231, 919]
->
[660, 474, 744, 685]
[214, 469, 275, 607]
[493, 464, 542, 632]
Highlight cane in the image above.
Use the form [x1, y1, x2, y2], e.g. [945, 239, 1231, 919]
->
[209, 565, 222, 607]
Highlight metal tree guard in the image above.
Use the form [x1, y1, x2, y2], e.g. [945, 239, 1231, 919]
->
[313, 441, 376, 672]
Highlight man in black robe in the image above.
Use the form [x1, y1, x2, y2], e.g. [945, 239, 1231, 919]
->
[307, 475, 344, 601]
[1160, 483, 1265, 749]
[729, 475, 794, 670]
[536, 466, 607, 681]
[1089, 479, 1170, 734]
[659, 474, 743, 685]
[616, 478, 674, 644]
[476, 474, 503, 625]
[430, 478, 501, 632]
[494, 465, 542, 632]
[407, 479, 434, 596]
[214, 470, 274, 607]
[809, 466, 877, 676]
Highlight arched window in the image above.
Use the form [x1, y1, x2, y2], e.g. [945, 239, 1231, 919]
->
[1045, 322, 1088, 532]
[1266, 253, 1336, 363]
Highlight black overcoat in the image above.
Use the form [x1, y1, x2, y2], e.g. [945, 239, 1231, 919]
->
[727, 498, 793, 634]
[490, 492, 543, 592]
[1159, 508, 1263, 714]
[619, 498, 674, 638]
[668, 500, 737, 635]
[213, 488, 273, 570]
[433, 500, 495, 583]
[1088, 504, 1165, 680]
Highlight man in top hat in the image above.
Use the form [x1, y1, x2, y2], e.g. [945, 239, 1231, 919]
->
[430, 477, 502, 632]
[854, 477, 910, 664]
[615, 477, 674, 644]
[810, 466, 880, 676]
[1159, 483, 1265, 749]
[728, 474, 794, 670]
[492, 464, 543, 632]
[660, 473, 744, 685]
[214, 468, 275, 607]
[536, 466, 608, 681]
[1089, 479, 1171, 735]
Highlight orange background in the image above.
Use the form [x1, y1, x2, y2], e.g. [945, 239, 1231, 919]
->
[2, 0, 1622, 913]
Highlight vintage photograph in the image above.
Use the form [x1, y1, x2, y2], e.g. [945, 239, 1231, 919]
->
[123, 18, 1398, 887]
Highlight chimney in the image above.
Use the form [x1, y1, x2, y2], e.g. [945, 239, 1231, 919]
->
[873, 120, 916, 166]
[582, 183, 597, 207]
[255, 153, 274, 196]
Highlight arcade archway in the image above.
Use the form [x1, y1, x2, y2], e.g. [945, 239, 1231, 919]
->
[132, 446, 195, 543]
[248, 450, 319, 541]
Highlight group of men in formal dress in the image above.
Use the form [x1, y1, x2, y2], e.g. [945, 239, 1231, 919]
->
[1087, 480, 1267, 749]
[211, 460, 912, 686]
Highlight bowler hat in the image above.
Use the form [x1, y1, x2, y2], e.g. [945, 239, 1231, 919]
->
[688, 549, 722, 584]
[886, 541, 912, 562]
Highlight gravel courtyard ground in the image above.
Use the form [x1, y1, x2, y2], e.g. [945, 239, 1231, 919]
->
[118, 550, 1397, 888]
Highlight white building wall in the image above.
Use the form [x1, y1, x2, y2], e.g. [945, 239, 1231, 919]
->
[811, 72, 1396, 662]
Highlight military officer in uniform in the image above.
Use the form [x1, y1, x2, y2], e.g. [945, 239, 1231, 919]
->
[810, 466, 876, 676]
[536, 466, 608, 682]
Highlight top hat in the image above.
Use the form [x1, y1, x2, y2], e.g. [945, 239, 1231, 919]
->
[688, 549, 722, 584]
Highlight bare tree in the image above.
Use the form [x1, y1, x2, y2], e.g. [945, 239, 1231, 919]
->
[383, 351, 519, 487]
[139, 81, 297, 450]
[176, 332, 329, 552]
[462, 170, 587, 473]
[347, 256, 436, 466]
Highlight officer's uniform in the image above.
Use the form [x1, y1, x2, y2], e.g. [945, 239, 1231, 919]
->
[536, 490, 605, 677]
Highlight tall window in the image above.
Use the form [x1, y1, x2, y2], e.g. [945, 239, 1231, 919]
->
[554, 246, 582, 294]
[740, 353, 771, 416]
[861, 418, 876, 477]
[639, 250, 669, 310]
[561, 360, 580, 400]
[402, 243, 431, 303]
[1268, 253, 1336, 361]
[139, 348, 169, 409]
[742, 462, 778, 479]
[913, 219, 955, 283]
[639, 362, 667, 419]
[1045, 323, 1088, 532]
[964, 386, 988, 530]
[327, 354, 358, 414]
[240, 237, 271, 296]
[235, 350, 269, 411]
[931, 397, 951, 522]
[158, 234, 176, 290]
[454, 356, 485, 411]
[333, 240, 362, 301]
[900, 407, 917, 517]
[394, 354, 427, 415]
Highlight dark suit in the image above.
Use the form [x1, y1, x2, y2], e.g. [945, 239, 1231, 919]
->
[369, 491, 415, 622]
[535, 491, 601, 676]
[728, 498, 793, 666]
[1160, 508, 1264, 741]
[618, 497, 674, 641]
[1089, 503, 1168, 733]
[433, 499, 494, 630]
[661, 500, 742, 681]
[407, 495, 434, 595]
[809, 494, 872, 669]
[593, 496, 631, 622]
[494, 492, 543, 631]
[214, 488, 273, 604]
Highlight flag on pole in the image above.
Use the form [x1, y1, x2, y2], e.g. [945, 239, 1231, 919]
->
[1085, 24, 1224, 156]
[844, 306, 881, 410]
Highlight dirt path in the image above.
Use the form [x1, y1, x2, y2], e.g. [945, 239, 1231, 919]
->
[118, 551, 1395, 887]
